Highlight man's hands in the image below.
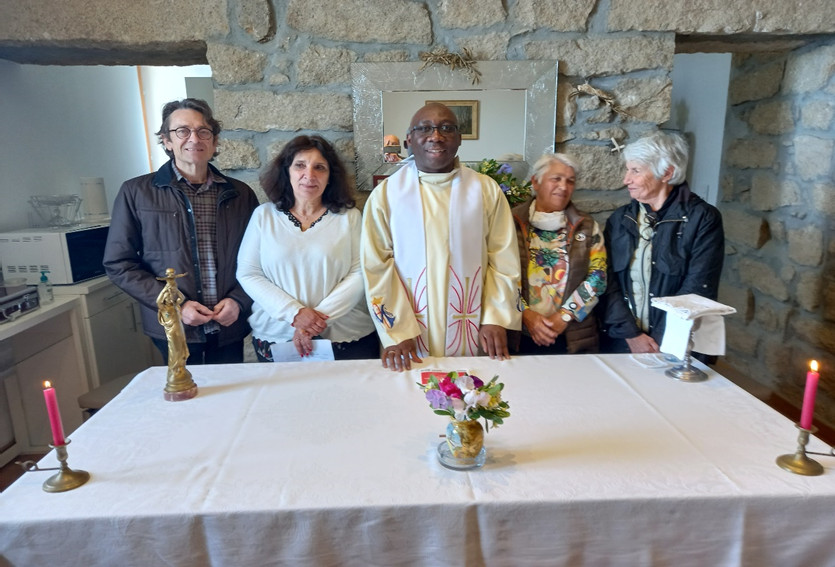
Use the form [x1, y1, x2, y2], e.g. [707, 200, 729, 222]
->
[381, 338, 422, 372]
[181, 299, 240, 327]
[626, 333, 660, 353]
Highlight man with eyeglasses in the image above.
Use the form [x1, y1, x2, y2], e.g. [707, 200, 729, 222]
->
[104, 98, 259, 365]
[362, 102, 522, 371]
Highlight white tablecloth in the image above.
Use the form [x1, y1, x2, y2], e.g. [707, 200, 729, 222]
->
[2, 355, 834, 566]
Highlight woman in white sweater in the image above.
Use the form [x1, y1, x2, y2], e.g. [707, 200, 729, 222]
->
[237, 135, 377, 361]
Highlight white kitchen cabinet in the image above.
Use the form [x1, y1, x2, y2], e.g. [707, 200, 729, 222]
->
[54, 277, 159, 389]
[0, 300, 88, 464]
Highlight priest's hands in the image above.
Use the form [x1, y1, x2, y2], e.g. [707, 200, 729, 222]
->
[626, 333, 660, 353]
[479, 324, 510, 360]
[381, 338, 422, 372]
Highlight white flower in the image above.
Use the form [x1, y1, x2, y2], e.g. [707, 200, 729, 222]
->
[450, 397, 469, 421]
[464, 389, 491, 409]
[455, 374, 476, 393]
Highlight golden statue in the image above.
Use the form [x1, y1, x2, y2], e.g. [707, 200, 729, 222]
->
[156, 268, 198, 401]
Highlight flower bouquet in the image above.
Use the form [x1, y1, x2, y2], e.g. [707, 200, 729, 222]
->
[418, 371, 510, 469]
[476, 159, 531, 206]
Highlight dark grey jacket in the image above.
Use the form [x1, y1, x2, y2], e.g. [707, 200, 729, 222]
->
[602, 182, 724, 348]
[104, 160, 259, 346]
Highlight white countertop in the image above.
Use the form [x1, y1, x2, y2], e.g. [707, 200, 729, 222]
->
[0, 295, 79, 343]
[51, 275, 113, 296]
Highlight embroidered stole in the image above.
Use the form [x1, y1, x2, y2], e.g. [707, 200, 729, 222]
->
[386, 162, 484, 357]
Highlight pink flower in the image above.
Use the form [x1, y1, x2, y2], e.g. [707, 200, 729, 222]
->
[439, 376, 463, 399]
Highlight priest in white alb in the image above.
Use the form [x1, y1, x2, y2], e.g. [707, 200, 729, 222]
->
[361, 102, 522, 371]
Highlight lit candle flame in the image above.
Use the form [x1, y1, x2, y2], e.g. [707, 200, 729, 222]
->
[43, 380, 52, 389]
[810, 360, 819, 372]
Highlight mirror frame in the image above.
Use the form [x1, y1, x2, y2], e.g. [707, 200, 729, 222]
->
[351, 60, 558, 191]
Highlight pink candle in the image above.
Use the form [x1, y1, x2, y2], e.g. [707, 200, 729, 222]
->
[42, 381, 66, 446]
[799, 360, 820, 430]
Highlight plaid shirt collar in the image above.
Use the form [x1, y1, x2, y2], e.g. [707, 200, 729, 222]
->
[170, 162, 225, 192]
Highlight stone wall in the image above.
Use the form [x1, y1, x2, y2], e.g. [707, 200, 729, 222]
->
[1, 1, 834, 426]
[720, 39, 835, 425]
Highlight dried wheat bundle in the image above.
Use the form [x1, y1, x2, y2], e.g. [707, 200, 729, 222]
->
[418, 47, 482, 85]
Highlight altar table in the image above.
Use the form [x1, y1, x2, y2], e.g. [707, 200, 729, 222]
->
[1, 355, 834, 566]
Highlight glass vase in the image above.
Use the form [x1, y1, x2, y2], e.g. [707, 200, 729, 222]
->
[437, 418, 486, 470]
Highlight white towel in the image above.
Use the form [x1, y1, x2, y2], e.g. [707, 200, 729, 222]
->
[652, 294, 737, 359]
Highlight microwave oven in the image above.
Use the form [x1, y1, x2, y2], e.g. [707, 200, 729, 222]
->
[0, 223, 110, 285]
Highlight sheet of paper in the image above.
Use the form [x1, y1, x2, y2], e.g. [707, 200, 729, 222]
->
[660, 315, 694, 360]
[270, 339, 335, 362]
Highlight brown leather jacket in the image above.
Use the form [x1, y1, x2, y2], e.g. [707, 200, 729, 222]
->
[510, 198, 601, 354]
[104, 160, 259, 346]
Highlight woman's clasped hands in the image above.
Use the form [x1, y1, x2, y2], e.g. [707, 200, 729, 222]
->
[291, 307, 329, 357]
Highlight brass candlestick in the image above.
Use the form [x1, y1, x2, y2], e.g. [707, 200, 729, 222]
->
[156, 268, 198, 401]
[15, 439, 91, 492]
[776, 424, 824, 476]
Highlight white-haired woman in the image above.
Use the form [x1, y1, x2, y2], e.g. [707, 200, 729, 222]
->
[510, 153, 607, 354]
[603, 130, 724, 354]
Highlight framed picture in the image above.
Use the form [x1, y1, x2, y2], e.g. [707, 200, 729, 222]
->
[426, 100, 479, 140]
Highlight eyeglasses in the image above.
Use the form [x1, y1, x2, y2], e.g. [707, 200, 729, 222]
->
[168, 127, 214, 140]
[408, 124, 459, 136]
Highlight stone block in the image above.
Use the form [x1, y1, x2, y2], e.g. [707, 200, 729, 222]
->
[580, 128, 629, 141]
[215, 139, 260, 171]
[800, 99, 835, 130]
[559, 81, 577, 128]
[824, 279, 835, 322]
[794, 135, 835, 181]
[722, 208, 770, 250]
[783, 44, 835, 94]
[525, 35, 674, 78]
[762, 339, 796, 379]
[796, 271, 823, 312]
[297, 45, 357, 86]
[206, 44, 266, 85]
[792, 318, 835, 353]
[363, 50, 411, 63]
[215, 90, 353, 132]
[569, 145, 625, 190]
[0, 0, 229, 44]
[230, 170, 267, 204]
[738, 257, 788, 301]
[439, 0, 506, 28]
[607, 0, 835, 33]
[286, 0, 431, 44]
[719, 283, 754, 323]
[456, 33, 511, 61]
[729, 61, 784, 105]
[614, 75, 672, 123]
[237, 0, 274, 43]
[747, 100, 795, 135]
[514, 0, 595, 32]
[755, 300, 790, 333]
[725, 139, 777, 169]
[573, 194, 630, 215]
[725, 320, 758, 356]
[787, 225, 824, 267]
[750, 172, 799, 211]
[812, 182, 835, 217]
